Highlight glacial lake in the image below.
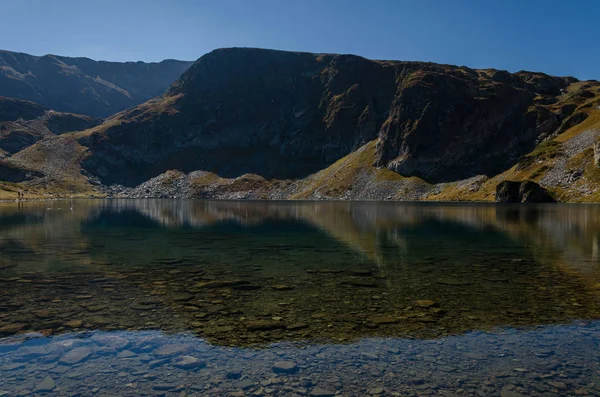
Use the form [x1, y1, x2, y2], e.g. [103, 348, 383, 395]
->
[1, 199, 600, 396]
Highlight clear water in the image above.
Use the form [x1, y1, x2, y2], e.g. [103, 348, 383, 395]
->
[1, 199, 600, 396]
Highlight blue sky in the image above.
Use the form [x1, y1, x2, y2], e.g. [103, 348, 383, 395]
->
[1, 0, 598, 80]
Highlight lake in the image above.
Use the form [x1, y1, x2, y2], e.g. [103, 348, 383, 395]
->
[1, 199, 600, 396]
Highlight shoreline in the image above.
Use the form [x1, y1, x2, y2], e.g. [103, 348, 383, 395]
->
[1, 196, 597, 205]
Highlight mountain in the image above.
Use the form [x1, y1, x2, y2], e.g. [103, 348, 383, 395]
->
[1, 48, 600, 202]
[0, 96, 101, 183]
[0, 50, 193, 117]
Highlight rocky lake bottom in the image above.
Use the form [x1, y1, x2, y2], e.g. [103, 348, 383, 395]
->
[1, 199, 600, 396]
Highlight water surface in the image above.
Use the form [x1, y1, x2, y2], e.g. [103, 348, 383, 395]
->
[1, 200, 600, 396]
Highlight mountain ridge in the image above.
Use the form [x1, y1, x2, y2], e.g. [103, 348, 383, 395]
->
[1, 47, 599, 202]
[0, 49, 193, 117]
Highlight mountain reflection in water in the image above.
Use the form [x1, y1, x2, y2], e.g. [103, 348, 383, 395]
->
[1, 200, 600, 396]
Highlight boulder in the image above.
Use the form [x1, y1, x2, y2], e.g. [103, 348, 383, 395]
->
[519, 181, 556, 203]
[495, 180, 556, 203]
[495, 181, 522, 203]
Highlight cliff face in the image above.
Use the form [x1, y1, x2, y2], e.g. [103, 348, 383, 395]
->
[0, 50, 193, 117]
[78, 48, 581, 186]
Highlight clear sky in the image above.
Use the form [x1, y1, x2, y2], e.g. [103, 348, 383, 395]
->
[1, 0, 598, 80]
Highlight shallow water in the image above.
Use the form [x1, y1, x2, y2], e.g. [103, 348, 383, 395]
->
[1, 199, 600, 396]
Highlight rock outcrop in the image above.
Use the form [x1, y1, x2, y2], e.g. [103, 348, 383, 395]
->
[0, 50, 193, 117]
[76, 48, 580, 187]
[495, 180, 556, 203]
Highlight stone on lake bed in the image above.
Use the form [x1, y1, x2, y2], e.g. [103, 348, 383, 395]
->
[273, 360, 298, 374]
[34, 376, 56, 392]
[310, 387, 336, 397]
[236, 379, 256, 390]
[226, 370, 242, 379]
[91, 334, 130, 350]
[117, 350, 136, 359]
[16, 346, 48, 357]
[436, 278, 471, 286]
[173, 355, 206, 369]
[245, 320, 286, 331]
[63, 320, 83, 328]
[349, 270, 373, 277]
[548, 381, 567, 389]
[342, 279, 378, 288]
[500, 386, 525, 397]
[33, 309, 52, 318]
[171, 293, 194, 302]
[59, 346, 93, 365]
[287, 323, 308, 331]
[153, 344, 192, 357]
[369, 316, 400, 325]
[0, 323, 29, 335]
[272, 284, 295, 290]
[153, 383, 178, 391]
[414, 300, 438, 308]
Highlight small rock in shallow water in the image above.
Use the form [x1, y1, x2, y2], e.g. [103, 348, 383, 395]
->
[548, 381, 567, 390]
[309, 387, 336, 397]
[63, 320, 83, 328]
[172, 293, 194, 302]
[232, 379, 256, 390]
[287, 323, 308, 331]
[226, 371, 242, 379]
[153, 344, 192, 357]
[436, 278, 471, 286]
[34, 376, 56, 392]
[272, 284, 294, 290]
[273, 361, 298, 374]
[245, 320, 285, 331]
[91, 335, 130, 350]
[0, 323, 29, 335]
[16, 346, 48, 358]
[500, 386, 524, 397]
[369, 316, 399, 325]
[173, 355, 206, 370]
[153, 383, 178, 391]
[117, 350, 136, 359]
[59, 347, 93, 365]
[413, 300, 438, 308]
[33, 309, 52, 319]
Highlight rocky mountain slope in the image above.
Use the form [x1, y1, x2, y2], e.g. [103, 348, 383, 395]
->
[0, 96, 101, 157]
[0, 50, 192, 117]
[1, 48, 600, 202]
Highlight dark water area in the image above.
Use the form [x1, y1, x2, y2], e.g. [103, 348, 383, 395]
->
[1, 199, 600, 396]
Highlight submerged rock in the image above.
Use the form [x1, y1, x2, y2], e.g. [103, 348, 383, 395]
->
[173, 355, 206, 370]
[59, 347, 93, 365]
[153, 344, 192, 358]
[272, 360, 298, 374]
[34, 376, 56, 392]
